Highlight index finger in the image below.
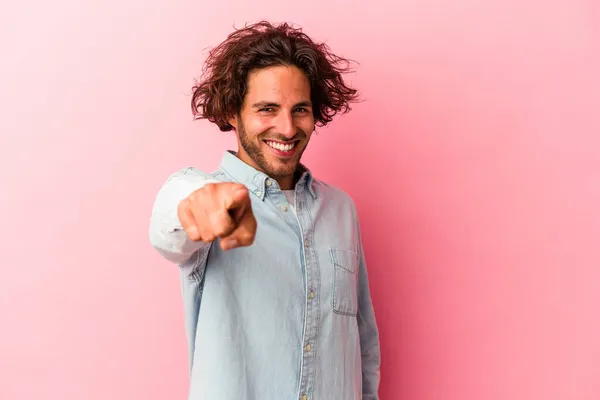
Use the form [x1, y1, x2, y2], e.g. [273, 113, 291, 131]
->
[224, 186, 250, 219]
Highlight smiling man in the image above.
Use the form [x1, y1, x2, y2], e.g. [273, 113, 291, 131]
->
[149, 21, 380, 400]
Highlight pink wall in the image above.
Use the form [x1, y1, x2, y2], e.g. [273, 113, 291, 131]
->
[1, 1, 599, 399]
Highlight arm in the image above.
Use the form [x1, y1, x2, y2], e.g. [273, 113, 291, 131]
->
[149, 167, 218, 264]
[356, 221, 381, 399]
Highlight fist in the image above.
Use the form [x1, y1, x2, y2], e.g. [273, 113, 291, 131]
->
[177, 182, 257, 251]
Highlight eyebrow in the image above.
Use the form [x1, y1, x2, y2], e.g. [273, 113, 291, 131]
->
[251, 100, 312, 109]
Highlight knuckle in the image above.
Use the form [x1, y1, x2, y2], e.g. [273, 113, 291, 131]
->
[178, 198, 190, 212]
[213, 223, 229, 237]
[185, 228, 200, 241]
[197, 183, 217, 199]
[203, 233, 216, 242]
[187, 195, 203, 209]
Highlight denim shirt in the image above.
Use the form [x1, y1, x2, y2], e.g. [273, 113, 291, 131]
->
[149, 151, 380, 400]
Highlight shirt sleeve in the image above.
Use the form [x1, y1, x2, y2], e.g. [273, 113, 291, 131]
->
[355, 211, 381, 399]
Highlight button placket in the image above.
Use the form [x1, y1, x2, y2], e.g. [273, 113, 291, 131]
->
[294, 189, 318, 400]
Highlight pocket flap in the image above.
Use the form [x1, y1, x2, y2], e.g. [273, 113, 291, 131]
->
[329, 248, 358, 273]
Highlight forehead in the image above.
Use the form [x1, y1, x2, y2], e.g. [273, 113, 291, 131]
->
[245, 65, 310, 103]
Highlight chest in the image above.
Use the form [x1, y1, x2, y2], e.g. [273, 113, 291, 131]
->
[206, 190, 360, 318]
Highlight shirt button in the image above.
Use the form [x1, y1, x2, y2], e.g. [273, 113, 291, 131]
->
[266, 179, 272, 186]
[281, 204, 288, 212]
[301, 395, 307, 400]
[308, 289, 315, 299]
[256, 190, 262, 197]
[304, 239, 310, 248]
[305, 343, 311, 352]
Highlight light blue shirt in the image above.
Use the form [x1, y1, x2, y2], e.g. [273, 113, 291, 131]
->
[149, 151, 380, 400]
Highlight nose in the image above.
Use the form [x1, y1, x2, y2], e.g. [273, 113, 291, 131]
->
[276, 111, 296, 139]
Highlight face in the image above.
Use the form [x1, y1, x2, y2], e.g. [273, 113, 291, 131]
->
[229, 65, 315, 189]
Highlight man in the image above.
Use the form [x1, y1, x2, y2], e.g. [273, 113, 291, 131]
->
[149, 21, 380, 400]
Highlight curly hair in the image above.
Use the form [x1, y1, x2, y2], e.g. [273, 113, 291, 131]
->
[191, 21, 360, 132]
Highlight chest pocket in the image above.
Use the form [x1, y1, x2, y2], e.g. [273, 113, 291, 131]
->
[330, 248, 359, 316]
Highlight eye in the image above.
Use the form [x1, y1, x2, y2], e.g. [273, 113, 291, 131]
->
[293, 107, 309, 113]
[259, 107, 275, 113]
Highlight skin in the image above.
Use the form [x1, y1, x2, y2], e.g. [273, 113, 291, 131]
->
[229, 64, 316, 190]
[179, 64, 315, 250]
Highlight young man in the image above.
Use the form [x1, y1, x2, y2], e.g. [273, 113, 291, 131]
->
[149, 21, 380, 400]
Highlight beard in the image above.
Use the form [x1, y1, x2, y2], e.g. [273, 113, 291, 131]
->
[237, 118, 308, 180]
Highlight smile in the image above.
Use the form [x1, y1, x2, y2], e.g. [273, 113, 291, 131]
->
[264, 140, 298, 154]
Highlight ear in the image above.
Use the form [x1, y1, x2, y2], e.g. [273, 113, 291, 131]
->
[228, 115, 238, 131]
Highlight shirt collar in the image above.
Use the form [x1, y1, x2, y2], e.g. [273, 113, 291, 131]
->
[219, 150, 317, 200]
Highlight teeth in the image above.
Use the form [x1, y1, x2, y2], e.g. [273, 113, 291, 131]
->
[267, 141, 295, 152]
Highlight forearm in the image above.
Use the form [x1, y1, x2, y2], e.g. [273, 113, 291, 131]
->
[149, 167, 218, 264]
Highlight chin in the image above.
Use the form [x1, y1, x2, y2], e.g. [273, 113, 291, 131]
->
[268, 165, 296, 178]
[264, 161, 297, 178]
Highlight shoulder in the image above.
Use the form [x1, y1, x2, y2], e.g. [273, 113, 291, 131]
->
[163, 166, 228, 185]
[153, 167, 229, 199]
[312, 178, 357, 210]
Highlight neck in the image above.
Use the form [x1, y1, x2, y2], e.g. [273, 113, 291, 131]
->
[235, 150, 299, 190]
[277, 175, 295, 191]
[278, 166, 306, 190]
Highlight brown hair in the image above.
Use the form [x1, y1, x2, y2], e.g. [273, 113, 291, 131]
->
[191, 21, 360, 132]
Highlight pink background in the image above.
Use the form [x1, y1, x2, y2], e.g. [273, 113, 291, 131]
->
[1, 1, 599, 399]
